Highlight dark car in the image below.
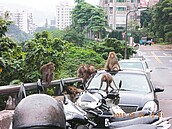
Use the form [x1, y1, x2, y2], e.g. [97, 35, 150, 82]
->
[86, 70, 164, 113]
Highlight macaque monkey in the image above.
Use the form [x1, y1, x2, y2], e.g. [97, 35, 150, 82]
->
[88, 64, 97, 76]
[100, 73, 115, 94]
[77, 64, 90, 83]
[40, 62, 55, 86]
[66, 86, 82, 102]
[105, 51, 120, 71]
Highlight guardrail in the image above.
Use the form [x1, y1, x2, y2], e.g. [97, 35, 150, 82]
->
[0, 77, 83, 95]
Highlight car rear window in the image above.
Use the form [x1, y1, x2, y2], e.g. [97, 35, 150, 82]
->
[119, 62, 144, 70]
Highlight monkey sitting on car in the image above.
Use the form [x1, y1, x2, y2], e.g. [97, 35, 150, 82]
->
[105, 51, 120, 71]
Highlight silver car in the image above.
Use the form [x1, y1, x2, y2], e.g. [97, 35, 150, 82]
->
[119, 58, 152, 79]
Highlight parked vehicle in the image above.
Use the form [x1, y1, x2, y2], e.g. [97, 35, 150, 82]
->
[140, 37, 153, 46]
[119, 59, 152, 79]
[76, 84, 171, 129]
[83, 70, 164, 113]
[64, 95, 97, 129]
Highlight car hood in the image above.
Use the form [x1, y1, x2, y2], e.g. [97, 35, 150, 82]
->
[118, 91, 154, 108]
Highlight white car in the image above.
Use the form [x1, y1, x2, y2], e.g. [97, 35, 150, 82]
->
[119, 58, 152, 79]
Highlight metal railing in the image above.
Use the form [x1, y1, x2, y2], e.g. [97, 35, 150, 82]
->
[0, 77, 83, 95]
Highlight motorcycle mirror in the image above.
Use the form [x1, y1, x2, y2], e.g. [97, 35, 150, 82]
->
[79, 83, 85, 90]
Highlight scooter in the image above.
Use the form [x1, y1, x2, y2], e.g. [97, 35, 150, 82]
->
[75, 90, 172, 129]
[63, 95, 97, 129]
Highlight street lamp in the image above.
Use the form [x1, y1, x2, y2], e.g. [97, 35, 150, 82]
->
[124, 7, 147, 59]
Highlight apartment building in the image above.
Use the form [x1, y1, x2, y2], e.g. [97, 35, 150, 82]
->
[55, 1, 74, 30]
[99, 0, 159, 31]
[0, 5, 35, 34]
[148, 0, 159, 7]
[99, 0, 141, 31]
[11, 10, 35, 34]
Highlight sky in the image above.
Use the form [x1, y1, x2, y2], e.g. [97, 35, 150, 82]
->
[0, 0, 99, 26]
[0, 0, 99, 11]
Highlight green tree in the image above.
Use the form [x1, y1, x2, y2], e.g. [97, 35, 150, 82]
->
[61, 46, 105, 78]
[0, 17, 11, 38]
[153, 0, 172, 42]
[71, 2, 108, 40]
[140, 9, 152, 28]
[62, 29, 85, 46]
[23, 31, 70, 82]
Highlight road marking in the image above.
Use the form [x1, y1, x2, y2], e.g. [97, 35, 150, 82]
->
[151, 51, 162, 64]
[163, 53, 167, 56]
[144, 56, 171, 58]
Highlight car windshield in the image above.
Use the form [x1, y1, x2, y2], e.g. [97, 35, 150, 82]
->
[87, 73, 118, 92]
[87, 72, 151, 93]
[119, 62, 144, 70]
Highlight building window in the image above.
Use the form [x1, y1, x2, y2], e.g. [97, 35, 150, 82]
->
[116, 0, 126, 2]
[116, 7, 126, 11]
[109, 7, 113, 14]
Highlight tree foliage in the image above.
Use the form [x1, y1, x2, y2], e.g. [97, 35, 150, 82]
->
[71, 1, 108, 40]
[23, 31, 70, 82]
[140, 0, 172, 43]
[61, 46, 105, 78]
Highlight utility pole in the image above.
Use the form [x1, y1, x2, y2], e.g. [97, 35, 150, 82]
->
[124, 7, 147, 59]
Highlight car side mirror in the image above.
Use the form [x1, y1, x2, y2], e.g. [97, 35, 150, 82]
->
[119, 80, 122, 89]
[154, 87, 164, 92]
[146, 69, 153, 73]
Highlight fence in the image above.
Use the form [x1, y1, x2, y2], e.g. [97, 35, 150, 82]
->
[0, 77, 82, 95]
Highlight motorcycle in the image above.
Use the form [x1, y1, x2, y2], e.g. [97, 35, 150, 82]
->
[75, 90, 172, 129]
[63, 95, 97, 129]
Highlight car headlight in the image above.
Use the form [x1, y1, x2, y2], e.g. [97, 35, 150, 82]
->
[142, 101, 157, 112]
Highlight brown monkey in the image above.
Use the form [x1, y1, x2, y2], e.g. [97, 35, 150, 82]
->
[100, 73, 115, 94]
[66, 86, 82, 102]
[77, 64, 90, 83]
[104, 51, 120, 71]
[40, 62, 55, 85]
[88, 64, 97, 76]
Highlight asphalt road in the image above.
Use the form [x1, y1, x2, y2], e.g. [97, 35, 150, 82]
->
[137, 44, 172, 128]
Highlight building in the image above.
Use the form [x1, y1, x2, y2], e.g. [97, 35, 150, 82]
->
[0, 5, 35, 34]
[55, 1, 75, 30]
[147, 0, 159, 7]
[99, 0, 159, 31]
[11, 10, 35, 34]
[99, 0, 141, 31]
